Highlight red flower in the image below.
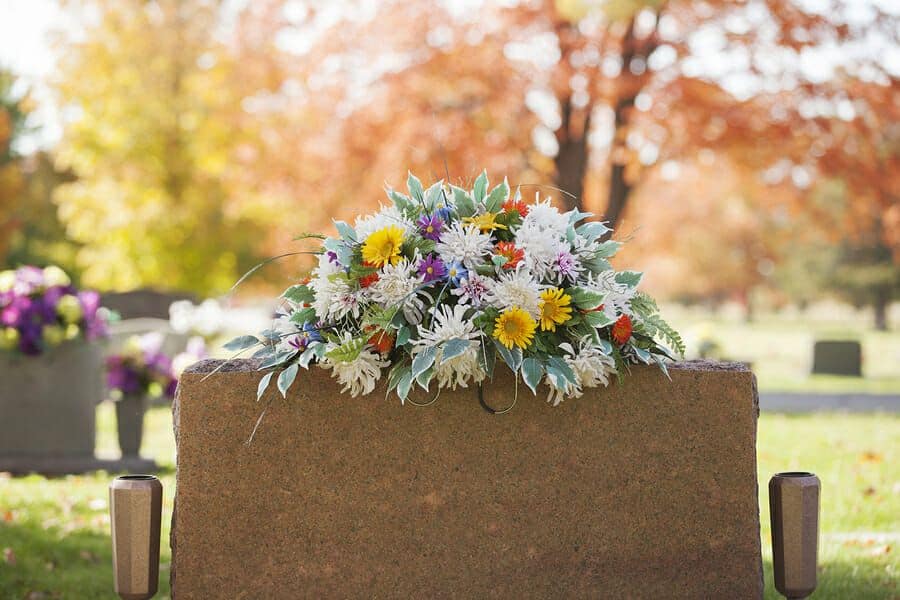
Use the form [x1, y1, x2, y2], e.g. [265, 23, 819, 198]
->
[494, 242, 524, 270]
[611, 314, 632, 345]
[365, 327, 394, 355]
[358, 262, 379, 288]
[502, 198, 530, 218]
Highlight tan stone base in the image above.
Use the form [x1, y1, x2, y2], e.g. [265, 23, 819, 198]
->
[172, 360, 762, 599]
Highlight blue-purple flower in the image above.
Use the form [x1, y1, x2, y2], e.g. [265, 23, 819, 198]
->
[416, 214, 444, 242]
[445, 260, 465, 286]
[417, 254, 447, 283]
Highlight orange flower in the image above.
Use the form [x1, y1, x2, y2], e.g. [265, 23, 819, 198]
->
[502, 198, 529, 218]
[365, 326, 395, 355]
[611, 314, 632, 345]
[494, 242, 524, 270]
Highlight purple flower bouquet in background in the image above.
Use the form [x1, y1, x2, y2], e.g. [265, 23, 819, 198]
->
[106, 333, 207, 401]
[0, 265, 110, 356]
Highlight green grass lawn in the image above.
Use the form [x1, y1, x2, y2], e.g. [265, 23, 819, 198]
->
[665, 305, 900, 395]
[1, 405, 898, 599]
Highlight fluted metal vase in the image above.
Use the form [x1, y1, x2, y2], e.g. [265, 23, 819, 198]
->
[769, 472, 820, 599]
[110, 475, 163, 600]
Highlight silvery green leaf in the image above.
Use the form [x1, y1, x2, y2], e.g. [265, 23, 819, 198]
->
[256, 372, 274, 401]
[484, 178, 509, 213]
[424, 180, 444, 211]
[386, 362, 409, 394]
[597, 339, 613, 355]
[546, 356, 576, 385]
[614, 270, 643, 288]
[260, 350, 296, 370]
[654, 355, 672, 380]
[397, 369, 414, 403]
[576, 221, 611, 242]
[416, 366, 435, 391]
[584, 311, 614, 328]
[440, 338, 470, 364]
[491, 254, 508, 268]
[566, 225, 576, 244]
[545, 367, 568, 390]
[277, 364, 299, 398]
[478, 338, 496, 379]
[567, 209, 593, 225]
[407, 171, 425, 201]
[323, 237, 342, 253]
[333, 220, 357, 242]
[473, 170, 488, 202]
[224, 335, 259, 351]
[451, 185, 475, 217]
[569, 287, 605, 310]
[584, 255, 612, 273]
[494, 341, 523, 371]
[594, 240, 622, 258]
[396, 324, 411, 346]
[411, 345, 438, 380]
[386, 187, 414, 210]
[252, 345, 276, 359]
[632, 346, 653, 364]
[298, 344, 319, 368]
[521, 358, 544, 395]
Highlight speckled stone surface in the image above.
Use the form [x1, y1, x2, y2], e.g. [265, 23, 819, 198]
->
[172, 360, 762, 599]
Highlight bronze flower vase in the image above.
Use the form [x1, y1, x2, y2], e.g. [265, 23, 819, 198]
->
[769, 472, 820, 599]
[116, 394, 148, 458]
[109, 475, 162, 600]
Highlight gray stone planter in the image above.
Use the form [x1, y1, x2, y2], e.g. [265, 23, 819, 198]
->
[115, 394, 149, 458]
[0, 341, 104, 458]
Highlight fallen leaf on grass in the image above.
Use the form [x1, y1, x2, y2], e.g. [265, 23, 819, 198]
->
[869, 544, 891, 557]
[3, 547, 15, 565]
[863, 486, 877, 497]
[3, 510, 12, 522]
[859, 451, 883, 464]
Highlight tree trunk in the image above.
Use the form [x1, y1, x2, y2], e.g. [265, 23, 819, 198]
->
[874, 292, 889, 331]
[553, 96, 591, 212]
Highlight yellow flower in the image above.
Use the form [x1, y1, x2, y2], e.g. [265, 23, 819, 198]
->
[361, 225, 405, 267]
[42, 325, 65, 347]
[538, 288, 573, 332]
[493, 307, 537, 350]
[463, 212, 507, 233]
[56, 294, 83, 324]
[1, 328, 19, 350]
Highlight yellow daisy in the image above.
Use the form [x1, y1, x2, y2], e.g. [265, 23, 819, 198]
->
[361, 225, 404, 267]
[463, 212, 507, 233]
[493, 307, 537, 350]
[538, 288, 573, 332]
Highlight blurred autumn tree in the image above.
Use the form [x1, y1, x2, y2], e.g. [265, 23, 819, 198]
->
[0, 69, 29, 261]
[269, 0, 896, 235]
[52, 0, 297, 296]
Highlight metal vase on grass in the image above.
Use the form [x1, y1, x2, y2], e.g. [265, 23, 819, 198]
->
[116, 395, 149, 458]
[110, 475, 162, 600]
[769, 472, 820, 599]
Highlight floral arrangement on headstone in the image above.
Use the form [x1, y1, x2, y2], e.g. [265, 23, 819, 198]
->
[0, 265, 110, 356]
[228, 172, 684, 408]
[107, 333, 208, 400]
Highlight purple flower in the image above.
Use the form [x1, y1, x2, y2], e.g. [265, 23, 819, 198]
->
[417, 254, 447, 283]
[416, 214, 444, 242]
[554, 250, 579, 283]
[326, 251, 340, 265]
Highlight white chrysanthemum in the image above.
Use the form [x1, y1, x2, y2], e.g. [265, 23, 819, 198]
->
[545, 339, 615, 406]
[354, 204, 415, 241]
[451, 271, 493, 307]
[516, 221, 568, 280]
[434, 223, 492, 269]
[486, 267, 542, 318]
[321, 346, 388, 397]
[412, 305, 485, 389]
[521, 196, 570, 237]
[310, 253, 353, 321]
[584, 270, 635, 319]
[368, 258, 427, 324]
